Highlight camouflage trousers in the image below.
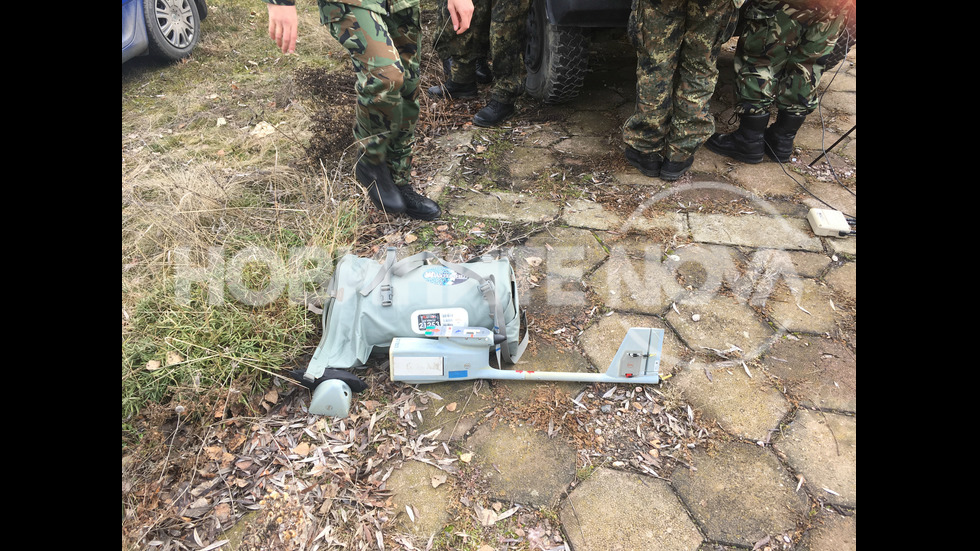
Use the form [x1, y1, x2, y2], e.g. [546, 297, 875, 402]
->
[433, 0, 492, 84]
[623, 0, 737, 162]
[322, 2, 421, 186]
[488, 0, 532, 104]
[734, 1, 847, 116]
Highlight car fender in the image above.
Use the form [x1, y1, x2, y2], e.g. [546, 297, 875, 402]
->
[122, 0, 148, 63]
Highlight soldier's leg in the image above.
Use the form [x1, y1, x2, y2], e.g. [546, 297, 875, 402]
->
[732, 2, 790, 115]
[763, 5, 845, 162]
[662, 0, 736, 162]
[323, 3, 407, 166]
[623, 0, 686, 156]
[772, 7, 846, 115]
[385, 5, 422, 188]
[488, 0, 532, 105]
[450, 0, 492, 83]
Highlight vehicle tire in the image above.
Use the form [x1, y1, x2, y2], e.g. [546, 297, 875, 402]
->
[144, 0, 202, 61]
[524, 0, 590, 105]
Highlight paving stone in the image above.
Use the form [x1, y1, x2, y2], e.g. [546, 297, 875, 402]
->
[562, 199, 625, 230]
[689, 213, 823, 251]
[579, 312, 692, 376]
[668, 361, 791, 442]
[761, 335, 856, 412]
[795, 125, 842, 155]
[560, 468, 703, 551]
[587, 241, 684, 315]
[565, 110, 623, 136]
[519, 226, 607, 279]
[826, 236, 855, 258]
[386, 460, 454, 539]
[823, 261, 855, 303]
[785, 251, 834, 278]
[774, 409, 856, 507]
[554, 135, 617, 159]
[671, 441, 809, 547]
[797, 508, 856, 551]
[508, 145, 557, 180]
[493, 340, 589, 403]
[666, 294, 775, 359]
[464, 422, 577, 507]
[766, 277, 839, 335]
[448, 189, 560, 223]
[727, 162, 802, 198]
[800, 179, 856, 218]
[415, 381, 495, 441]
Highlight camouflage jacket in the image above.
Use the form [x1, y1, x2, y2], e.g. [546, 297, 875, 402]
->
[262, 0, 419, 16]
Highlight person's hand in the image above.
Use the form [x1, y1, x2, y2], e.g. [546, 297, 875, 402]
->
[267, 4, 299, 54]
[447, 0, 474, 34]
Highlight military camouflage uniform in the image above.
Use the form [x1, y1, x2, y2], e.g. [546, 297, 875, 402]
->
[623, 0, 741, 163]
[733, 0, 848, 116]
[433, 0, 491, 85]
[263, 0, 422, 187]
[487, 0, 532, 104]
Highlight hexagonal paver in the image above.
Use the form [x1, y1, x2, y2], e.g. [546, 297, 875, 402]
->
[464, 422, 576, 507]
[516, 226, 607, 280]
[386, 460, 454, 539]
[560, 467, 703, 551]
[666, 294, 775, 359]
[415, 381, 495, 441]
[761, 335, 856, 412]
[495, 339, 589, 402]
[579, 312, 692, 376]
[767, 278, 840, 335]
[672, 441, 809, 546]
[668, 361, 791, 442]
[774, 409, 856, 507]
[587, 242, 683, 315]
[798, 508, 856, 551]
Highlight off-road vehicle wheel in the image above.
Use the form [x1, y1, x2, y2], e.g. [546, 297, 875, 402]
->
[524, 0, 590, 104]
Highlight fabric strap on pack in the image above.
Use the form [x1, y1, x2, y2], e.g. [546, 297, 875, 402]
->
[359, 248, 529, 365]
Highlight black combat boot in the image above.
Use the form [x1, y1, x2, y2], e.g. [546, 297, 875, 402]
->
[764, 111, 807, 163]
[624, 145, 663, 177]
[473, 100, 515, 127]
[398, 185, 442, 221]
[660, 156, 695, 181]
[705, 112, 770, 164]
[355, 159, 406, 214]
[427, 79, 478, 98]
[475, 57, 493, 84]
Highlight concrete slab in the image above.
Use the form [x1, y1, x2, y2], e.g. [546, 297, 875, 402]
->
[668, 361, 791, 442]
[579, 312, 693, 376]
[798, 509, 856, 551]
[761, 334, 856, 412]
[560, 468, 703, 551]
[666, 294, 776, 359]
[508, 146, 558, 181]
[767, 277, 839, 335]
[463, 422, 577, 508]
[447, 189, 561, 223]
[415, 381, 495, 441]
[386, 460, 454, 539]
[823, 261, 856, 303]
[587, 242, 684, 315]
[774, 409, 856, 507]
[689, 213, 824, 252]
[671, 441, 809, 547]
[496, 339, 590, 402]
